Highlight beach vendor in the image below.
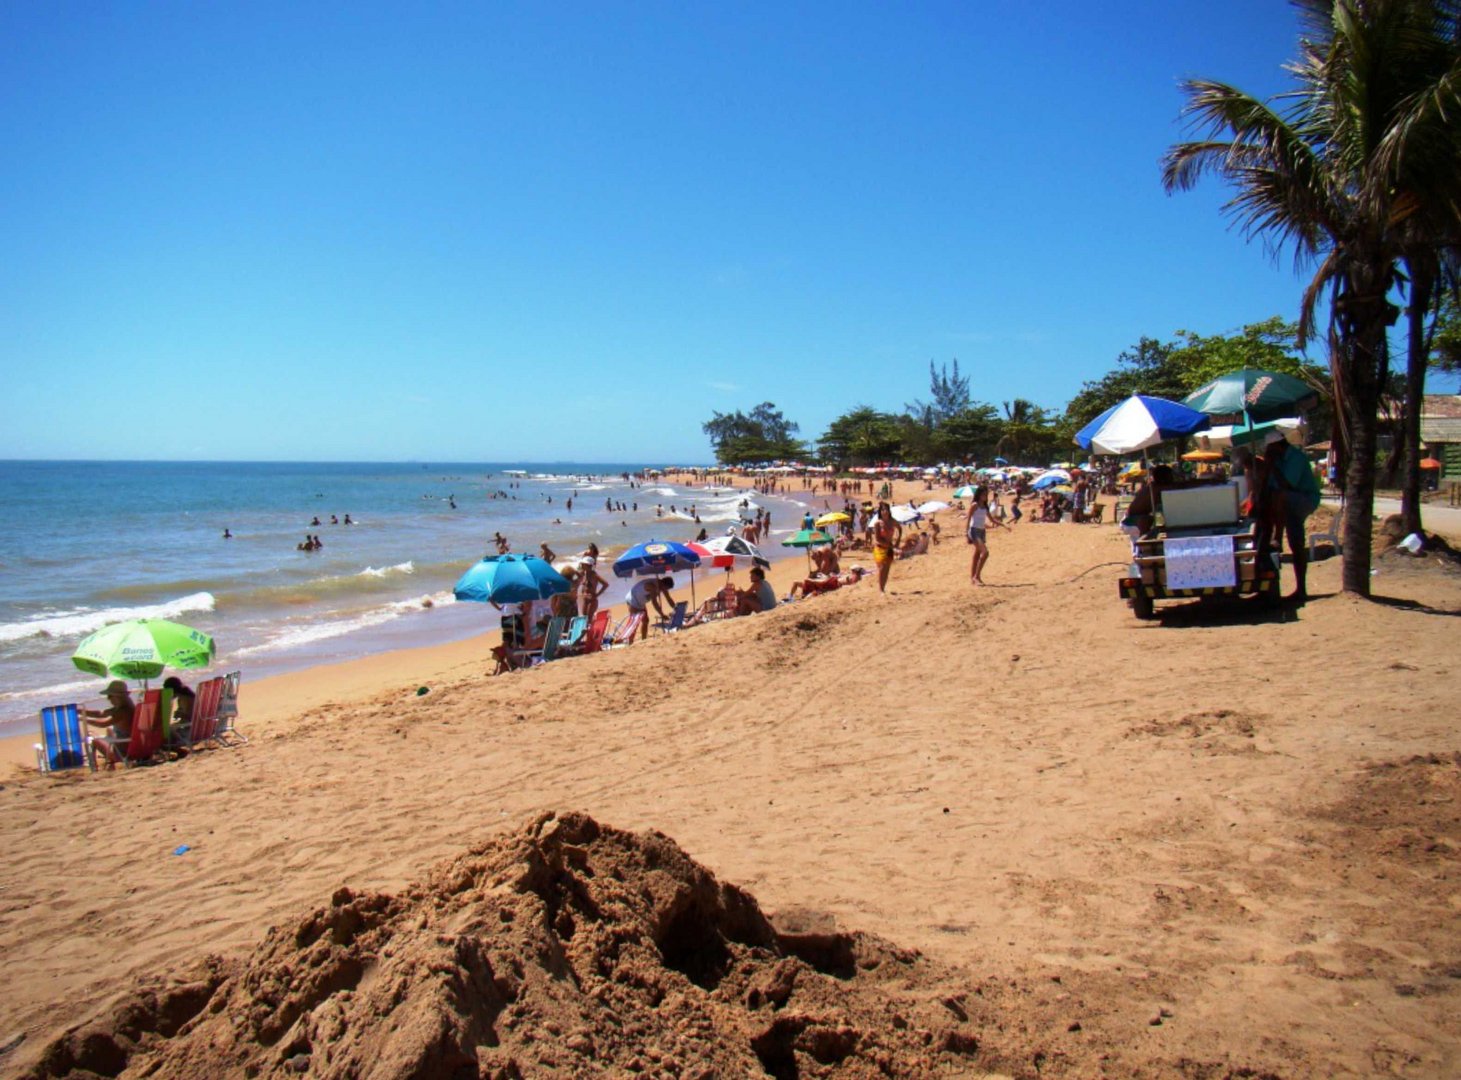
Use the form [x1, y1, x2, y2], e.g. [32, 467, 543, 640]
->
[80, 680, 134, 764]
[626, 577, 674, 641]
[1259, 432, 1321, 603]
[871, 502, 901, 594]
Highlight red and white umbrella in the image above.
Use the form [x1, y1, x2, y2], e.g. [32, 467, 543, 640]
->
[688, 535, 769, 575]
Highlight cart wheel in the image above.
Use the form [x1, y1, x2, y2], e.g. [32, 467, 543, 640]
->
[1130, 592, 1155, 620]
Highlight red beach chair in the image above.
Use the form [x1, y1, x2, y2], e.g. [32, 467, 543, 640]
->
[87, 698, 162, 769]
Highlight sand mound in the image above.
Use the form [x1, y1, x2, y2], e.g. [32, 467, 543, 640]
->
[26, 811, 987, 1079]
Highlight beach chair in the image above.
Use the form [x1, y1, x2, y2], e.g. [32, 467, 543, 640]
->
[35, 704, 92, 774]
[173, 677, 224, 753]
[580, 610, 611, 653]
[521, 616, 566, 666]
[605, 612, 644, 647]
[215, 671, 248, 746]
[557, 616, 588, 654]
[87, 698, 162, 769]
[705, 584, 739, 621]
[654, 601, 689, 634]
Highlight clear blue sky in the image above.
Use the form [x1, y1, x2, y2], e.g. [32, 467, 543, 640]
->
[5, 1, 1431, 463]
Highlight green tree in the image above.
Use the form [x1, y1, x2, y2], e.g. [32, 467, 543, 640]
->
[1162, 0, 1461, 595]
[817, 406, 902, 467]
[936, 403, 1003, 463]
[905, 360, 972, 426]
[702, 402, 805, 465]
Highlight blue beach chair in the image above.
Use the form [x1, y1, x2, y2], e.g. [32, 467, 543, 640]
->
[35, 704, 93, 774]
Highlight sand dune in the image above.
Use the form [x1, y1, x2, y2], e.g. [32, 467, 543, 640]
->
[3, 494, 1460, 1077]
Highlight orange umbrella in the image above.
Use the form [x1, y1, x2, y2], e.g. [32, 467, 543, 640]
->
[1419, 457, 1443, 470]
[1180, 449, 1225, 462]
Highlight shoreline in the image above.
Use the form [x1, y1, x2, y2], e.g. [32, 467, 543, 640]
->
[3, 472, 897, 772]
[0, 470, 820, 744]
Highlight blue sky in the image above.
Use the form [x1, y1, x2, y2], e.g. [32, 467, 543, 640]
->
[3, 1, 1434, 463]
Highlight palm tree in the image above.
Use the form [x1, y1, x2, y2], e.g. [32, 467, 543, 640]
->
[1162, 0, 1461, 596]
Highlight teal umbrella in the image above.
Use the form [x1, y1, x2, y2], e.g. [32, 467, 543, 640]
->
[72, 619, 216, 680]
[1183, 368, 1318, 423]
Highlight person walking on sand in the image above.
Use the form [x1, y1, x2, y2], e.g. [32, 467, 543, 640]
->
[965, 485, 1009, 586]
[871, 501, 901, 594]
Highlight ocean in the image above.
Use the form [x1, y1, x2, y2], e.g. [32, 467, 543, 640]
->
[0, 461, 818, 740]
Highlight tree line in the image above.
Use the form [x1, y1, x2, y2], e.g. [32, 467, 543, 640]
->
[703, 317, 1331, 469]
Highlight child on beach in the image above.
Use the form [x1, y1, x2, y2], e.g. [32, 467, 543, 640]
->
[964, 486, 1009, 586]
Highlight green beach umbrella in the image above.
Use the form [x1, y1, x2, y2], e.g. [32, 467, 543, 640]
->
[1183, 368, 1318, 423]
[72, 618, 216, 680]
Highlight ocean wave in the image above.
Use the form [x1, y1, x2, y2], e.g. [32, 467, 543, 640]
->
[0, 676, 104, 704]
[643, 486, 679, 497]
[0, 592, 217, 645]
[358, 561, 415, 578]
[230, 592, 455, 657]
[576, 483, 608, 491]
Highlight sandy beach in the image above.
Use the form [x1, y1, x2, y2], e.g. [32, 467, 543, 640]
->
[4, 480, 1460, 1078]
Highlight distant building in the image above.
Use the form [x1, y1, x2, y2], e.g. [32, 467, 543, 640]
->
[1420, 395, 1461, 479]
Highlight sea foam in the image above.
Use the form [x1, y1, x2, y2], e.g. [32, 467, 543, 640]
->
[0, 592, 218, 645]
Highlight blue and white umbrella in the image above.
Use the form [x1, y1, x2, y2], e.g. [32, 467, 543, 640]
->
[612, 539, 702, 578]
[453, 554, 571, 605]
[1074, 394, 1211, 455]
[1030, 469, 1071, 491]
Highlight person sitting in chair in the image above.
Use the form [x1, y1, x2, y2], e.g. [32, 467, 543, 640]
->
[81, 680, 134, 766]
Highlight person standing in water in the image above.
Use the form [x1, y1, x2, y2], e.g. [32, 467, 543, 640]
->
[964, 485, 1009, 585]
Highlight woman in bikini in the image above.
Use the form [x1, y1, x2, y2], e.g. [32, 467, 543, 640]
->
[871, 502, 901, 594]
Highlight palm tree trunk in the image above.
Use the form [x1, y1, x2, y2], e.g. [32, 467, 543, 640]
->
[1333, 317, 1390, 598]
[1399, 266, 1434, 536]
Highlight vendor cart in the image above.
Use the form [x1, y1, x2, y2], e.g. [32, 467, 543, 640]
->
[1117, 483, 1280, 619]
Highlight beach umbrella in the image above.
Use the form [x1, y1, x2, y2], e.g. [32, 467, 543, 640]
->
[1074, 394, 1211, 455]
[915, 500, 950, 514]
[814, 511, 850, 527]
[72, 618, 215, 681]
[782, 528, 833, 572]
[1196, 416, 1304, 450]
[993, 457, 1009, 465]
[1180, 450, 1225, 462]
[1030, 469, 1071, 491]
[611, 539, 702, 578]
[454, 554, 571, 605]
[781, 529, 833, 548]
[613, 539, 703, 605]
[691, 534, 769, 580]
[888, 504, 921, 524]
[1183, 368, 1319, 423]
[952, 484, 977, 498]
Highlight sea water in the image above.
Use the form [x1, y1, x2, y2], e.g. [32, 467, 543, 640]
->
[0, 461, 822, 739]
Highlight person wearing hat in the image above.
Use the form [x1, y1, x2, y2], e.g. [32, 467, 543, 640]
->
[81, 680, 135, 764]
[1260, 430, 1321, 603]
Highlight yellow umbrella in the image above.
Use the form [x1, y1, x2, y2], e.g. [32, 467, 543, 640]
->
[1180, 450, 1225, 462]
[814, 512, 850, 527]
